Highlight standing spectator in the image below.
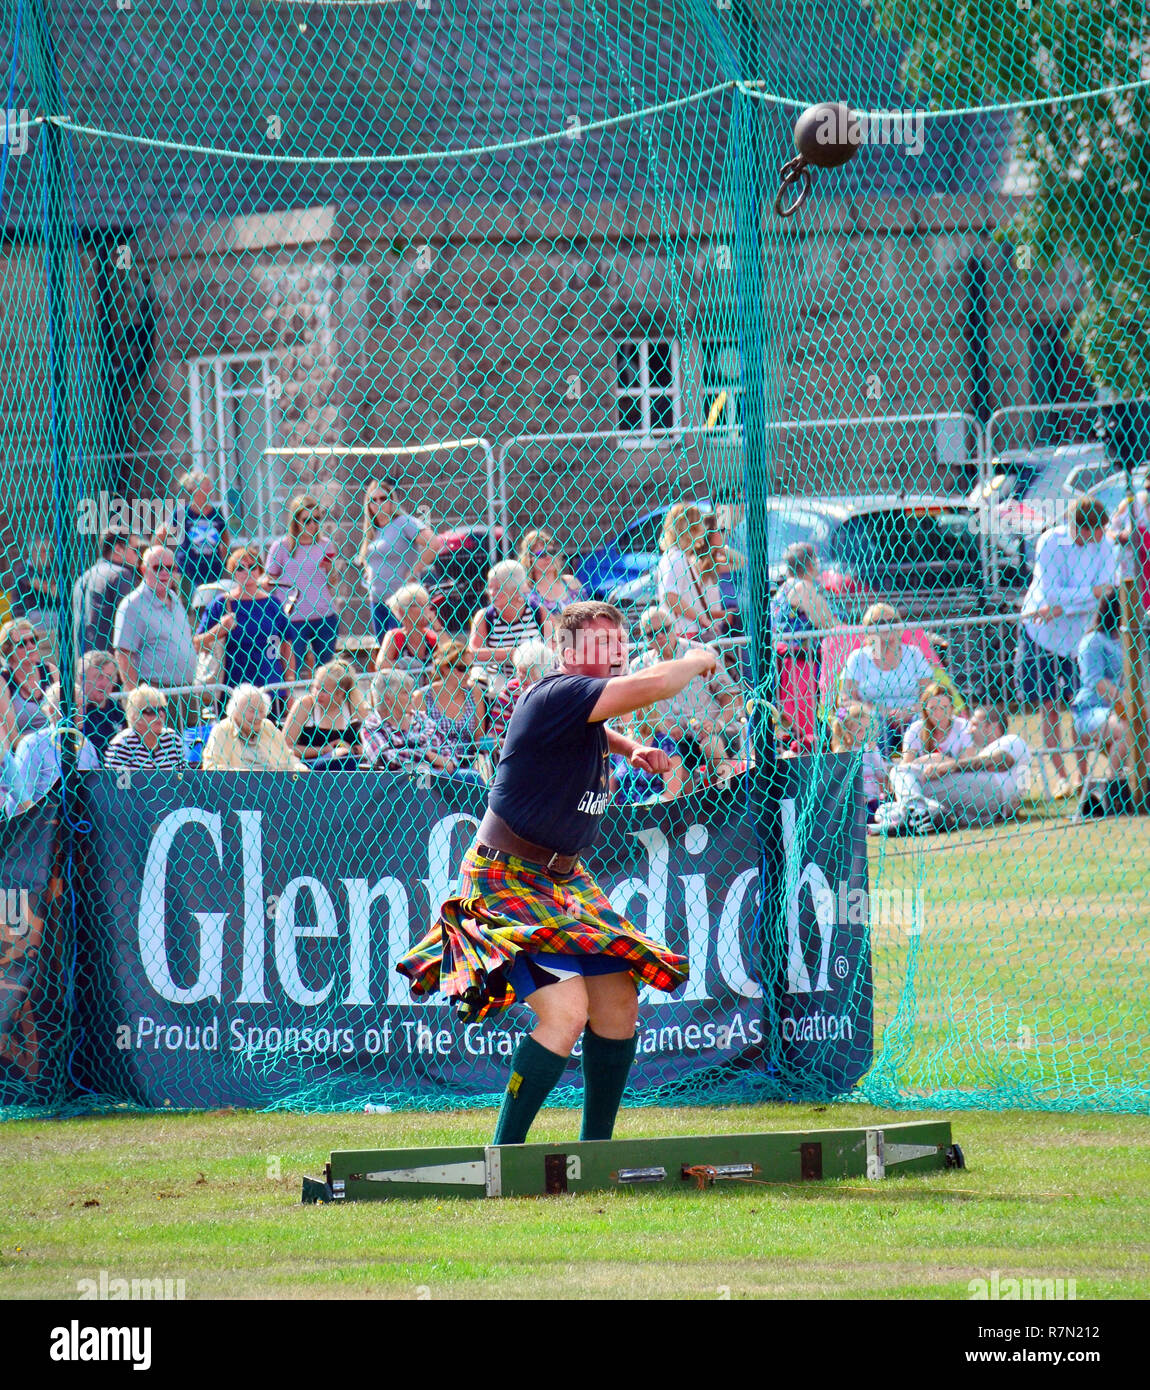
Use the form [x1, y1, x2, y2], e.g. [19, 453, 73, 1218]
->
[1017, 497, 1118, 787]
[656, 502, 713, 640]
[104, 686, 187, 771]
[202, 685, 305, 772]
[361, 669, 458, 777]
[282, 658, 369, 769]
[4, 683, 99, 815]
[771, 542, 839, 663]
[421, 637, 489, 774]
[6, 537, 59, 655]
[264, 494, 339, 680]
[358, 478, 441, 643]
[175, 469, 229, 596]
[1106, 485, 1150, 610]
[113, 545, 203, 727]
[517, 528, 583, 616]
[1073, 586, 1129, 787]
[197, 547, 295, 699]
[73, 529, 142, 658]
[373, 583, 441, 675]
[468, 560, 551, 689]
[840, 603, 934, 756]
[77, 650, 126, 761]
[0, 619, 58, 737]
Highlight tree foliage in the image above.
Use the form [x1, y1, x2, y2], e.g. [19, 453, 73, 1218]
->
[865, 0, 1150, 394]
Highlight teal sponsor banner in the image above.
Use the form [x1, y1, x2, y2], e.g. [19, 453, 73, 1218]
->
[3, 760, 869, 1111]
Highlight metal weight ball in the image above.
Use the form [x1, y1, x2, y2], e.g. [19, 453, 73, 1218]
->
[775, 101, 861, 217]
[794, 101, 862, 168]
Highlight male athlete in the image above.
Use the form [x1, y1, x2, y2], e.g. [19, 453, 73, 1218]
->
[397, 600, 721, 1144]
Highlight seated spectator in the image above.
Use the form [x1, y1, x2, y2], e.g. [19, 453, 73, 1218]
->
[359, 478, 441, 643]
[197, 546, 295, 698]
[628, 606, 738, 796]
[374, 583, 441, 675]
[73, 529, 142, 658]
[0, 618, 58, 737]
[632, 605, 740, 742]
[517, 528, 583, 616]
[840, 603, 934, 756]
[696, 512, 744, 636]
[421, 637, 490, 774]
[78, 650, 126, 761]
[656, 502, 714, 640]
[361, 669, 458, 777]
[1073, 586, 1129, 789]
[872, 704, 1030, 834]
[1017, 496, 1118, 787]
[488, 638, 560, 756]
[4, 683, 99, 815]
[830, 701, 887, 821]
[113, 545, 204, 728]
[264, 494, 340, 679]
[870, 684, 975, 834]
[282, 658, 369, 769]
[202, 685, 306, 772]
[104, 686, 187, 771]
[468, 560, 550, 691]
[175, 469, 229, 596]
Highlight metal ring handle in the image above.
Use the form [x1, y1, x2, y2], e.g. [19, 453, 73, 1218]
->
[774, 156, 812, 218]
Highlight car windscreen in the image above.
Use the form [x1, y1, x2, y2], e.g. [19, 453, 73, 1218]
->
[826, 509, 980, 579]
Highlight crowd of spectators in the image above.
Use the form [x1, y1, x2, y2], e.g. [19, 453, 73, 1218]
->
[0, 479, 1138, 829]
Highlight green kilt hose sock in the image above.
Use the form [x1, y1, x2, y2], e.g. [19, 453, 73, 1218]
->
[580, 1027, 638, 1141]
[493, 1036, 569, 1144]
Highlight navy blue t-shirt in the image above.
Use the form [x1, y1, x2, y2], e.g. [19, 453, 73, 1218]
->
[488, 672, 611, 854]
[199, 594, 289, 689]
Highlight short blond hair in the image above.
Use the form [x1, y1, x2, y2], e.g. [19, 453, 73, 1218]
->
[861, 602, 900, 628]
[125, 685, 167, 727]
[386, 582, 431, 622]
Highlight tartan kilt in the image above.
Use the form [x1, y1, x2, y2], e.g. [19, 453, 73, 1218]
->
[396, 846, 688, 1021]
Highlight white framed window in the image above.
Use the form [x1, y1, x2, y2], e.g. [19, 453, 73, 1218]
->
[698, 338, 744, 431]
[615, 337, 682, 444]
[188, 352, 283, 548]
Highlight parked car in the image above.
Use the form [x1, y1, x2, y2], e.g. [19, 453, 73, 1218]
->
[967, 441, 1108, 582]
[608, 495, 1022, 633]
[574, 500, 714, 600]
[422, 525, 504, 633]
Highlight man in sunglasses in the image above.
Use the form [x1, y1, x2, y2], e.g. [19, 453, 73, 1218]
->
[113, 545, 213, 730]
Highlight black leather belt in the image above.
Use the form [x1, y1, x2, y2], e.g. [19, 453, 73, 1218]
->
[475, 842, 581, 875]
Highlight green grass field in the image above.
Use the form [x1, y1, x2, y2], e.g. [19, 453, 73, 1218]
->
[1, 817, 1147, 1301]
[1, 1106, 1147, 1300]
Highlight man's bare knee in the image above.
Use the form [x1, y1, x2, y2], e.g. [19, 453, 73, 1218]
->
[529, 977, 589, 1054]
[586, 973, 638, 1040]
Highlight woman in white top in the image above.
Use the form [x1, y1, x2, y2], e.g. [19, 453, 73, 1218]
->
[656, 502, 713, 640]
[840, 603, 934, 755]
[900, 683, 973, 763]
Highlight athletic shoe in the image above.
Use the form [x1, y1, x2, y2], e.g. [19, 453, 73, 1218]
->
[905, 802, 935, 836]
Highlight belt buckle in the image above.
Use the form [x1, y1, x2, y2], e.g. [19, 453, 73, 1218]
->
[546, 850, 562, 871]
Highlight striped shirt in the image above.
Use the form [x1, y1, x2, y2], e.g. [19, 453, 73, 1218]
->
[482, 601, 545, 676]
[104, 727, 188, 771]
